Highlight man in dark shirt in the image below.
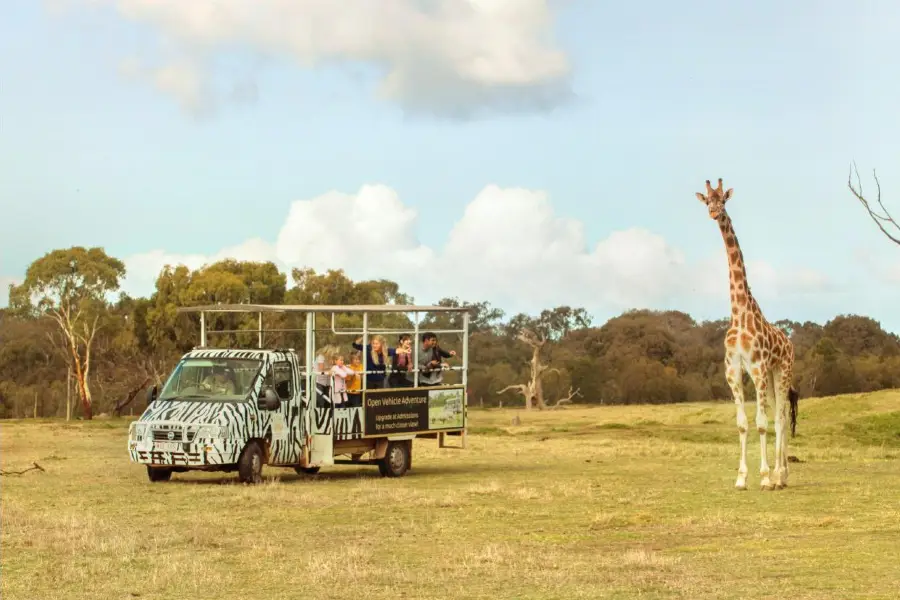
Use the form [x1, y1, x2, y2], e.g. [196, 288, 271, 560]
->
[417, 332, 456, 386]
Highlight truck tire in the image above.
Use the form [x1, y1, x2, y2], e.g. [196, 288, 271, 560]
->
[378, 440, 411, 478]
[238, 442, 264, 484]
[147, 466, 172, 482]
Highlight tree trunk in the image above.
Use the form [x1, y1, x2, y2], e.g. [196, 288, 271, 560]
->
[531, 346, 546, 410]
[73, 362, 92, 420]
[66, 366, 72, 421]
[57, 312, 97, 421]
[528, 345, 548, 410]
[67, 337, 93, 420]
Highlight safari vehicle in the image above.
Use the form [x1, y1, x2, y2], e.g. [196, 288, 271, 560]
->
[127, 304, 469, 483]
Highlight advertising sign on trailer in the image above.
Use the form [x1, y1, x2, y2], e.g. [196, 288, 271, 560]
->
[363, 385, 465, 437]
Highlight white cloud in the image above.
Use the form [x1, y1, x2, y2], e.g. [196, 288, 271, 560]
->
[120, 184, 831, 320]
[119, 57, 210, 116]
[273, 185, 435, 278]
[850, 246, 900, 286]
[67, 0, 571, 117]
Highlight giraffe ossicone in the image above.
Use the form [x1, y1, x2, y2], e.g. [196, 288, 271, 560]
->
[696, 177, 800, 491]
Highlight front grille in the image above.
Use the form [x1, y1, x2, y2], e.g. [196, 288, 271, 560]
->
[151, 429, 197, 442]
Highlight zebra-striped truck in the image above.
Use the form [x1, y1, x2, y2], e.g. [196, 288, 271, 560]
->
[127, 303, 469, 483]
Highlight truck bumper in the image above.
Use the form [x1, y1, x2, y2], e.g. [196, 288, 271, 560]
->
[128, 441, 239, 467]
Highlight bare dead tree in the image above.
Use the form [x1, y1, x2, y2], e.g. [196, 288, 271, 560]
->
[548, 386, 582, 410]
[848, 162, 900, 245]
[496, 328, 559, 410]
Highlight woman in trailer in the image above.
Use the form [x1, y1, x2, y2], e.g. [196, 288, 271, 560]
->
[351, 334, 397, 390]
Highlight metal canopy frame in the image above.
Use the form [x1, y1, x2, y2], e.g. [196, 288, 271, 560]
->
[177, 303, 467, 314]
[176, 303, 471, 393]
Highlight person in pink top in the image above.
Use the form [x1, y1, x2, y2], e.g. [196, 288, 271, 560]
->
[330, 354, 356, 408]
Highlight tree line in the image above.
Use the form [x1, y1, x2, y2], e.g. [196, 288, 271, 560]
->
[2, 246, 899, 419]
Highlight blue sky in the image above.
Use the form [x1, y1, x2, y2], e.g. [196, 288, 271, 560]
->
[2, 0, 899, 332]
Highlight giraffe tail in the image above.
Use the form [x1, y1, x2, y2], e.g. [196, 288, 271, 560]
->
[789, 387, 799, 437]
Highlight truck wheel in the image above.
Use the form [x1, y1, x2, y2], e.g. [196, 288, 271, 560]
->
[147, 466, 172, 482]
[238, 442, 264, 484]
[294, 466, 320, 475]
[378, 441, 411, 478]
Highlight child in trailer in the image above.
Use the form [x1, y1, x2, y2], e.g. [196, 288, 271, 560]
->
[388, 334, 415, 388]
[329, 354, 356, 408]
[346, 351, 364, 408]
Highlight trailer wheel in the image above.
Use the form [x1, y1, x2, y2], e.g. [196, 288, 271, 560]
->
[147, 466, 172, 482]
[378, 441, 411, 478]
[238, 441, 264, 484]
[294, 466, 320, 475]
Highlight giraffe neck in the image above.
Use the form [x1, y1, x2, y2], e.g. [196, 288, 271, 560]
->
[718, 212, 757, 321]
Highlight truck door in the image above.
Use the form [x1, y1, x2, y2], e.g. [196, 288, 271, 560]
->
[308, 370, 335, 466]
[267, 358, 302, 465]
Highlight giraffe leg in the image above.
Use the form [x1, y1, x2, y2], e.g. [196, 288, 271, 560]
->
[774, 367, 792, 488]
[725, 353, 748, 490]
[751, 365, 773, 490]
[771, 369, 785, 489]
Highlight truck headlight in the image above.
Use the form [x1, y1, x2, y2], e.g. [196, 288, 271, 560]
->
[129, 423, 147, 441]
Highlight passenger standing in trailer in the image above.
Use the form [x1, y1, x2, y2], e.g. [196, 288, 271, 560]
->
[315, 355, 331, 408]
[418, 332, 457, 387]
[388, 334, 415, 388]
[352, 335, 396, 389]
[346, 352, 363, 407]
[329, 354, 355, 407]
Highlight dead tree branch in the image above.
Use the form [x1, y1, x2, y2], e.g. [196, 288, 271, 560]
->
[0, 462, 45, 476]
[848, 162, 900, 245]
[113, 377, 151, 416]
[549, 386, 583, 410]
[497, 384, 528, 396]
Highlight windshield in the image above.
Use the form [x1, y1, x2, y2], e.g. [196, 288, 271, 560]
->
[158, 357, 263, 402]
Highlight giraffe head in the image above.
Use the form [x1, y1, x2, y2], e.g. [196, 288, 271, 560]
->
[695, 178, 733, 221]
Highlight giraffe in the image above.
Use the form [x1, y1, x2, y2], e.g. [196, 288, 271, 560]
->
[695, 178, 799, 491]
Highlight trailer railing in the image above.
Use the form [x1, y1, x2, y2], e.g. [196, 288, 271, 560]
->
[176, 303, 471, 394]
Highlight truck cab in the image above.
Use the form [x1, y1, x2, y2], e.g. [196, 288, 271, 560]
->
[128, 348, 310, 483]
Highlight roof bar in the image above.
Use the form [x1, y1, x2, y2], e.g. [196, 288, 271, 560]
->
[177, 303, 472, 314]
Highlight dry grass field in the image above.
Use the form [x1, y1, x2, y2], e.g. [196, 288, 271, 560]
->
[2, 390, 899, 599]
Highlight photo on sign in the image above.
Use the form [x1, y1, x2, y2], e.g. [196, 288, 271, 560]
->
[428, 388, 464, 429]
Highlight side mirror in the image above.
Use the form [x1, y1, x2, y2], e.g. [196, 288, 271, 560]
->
[146, 385, 158, 404]
[258, 388, 280, 411]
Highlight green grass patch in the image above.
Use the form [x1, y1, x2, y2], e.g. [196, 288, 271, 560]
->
[2, 389, 900, 599]
[843, 411, 900, 447]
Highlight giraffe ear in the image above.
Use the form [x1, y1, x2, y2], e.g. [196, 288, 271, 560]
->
[723, 188, 733, 202]
[696, 192, 708, 204]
